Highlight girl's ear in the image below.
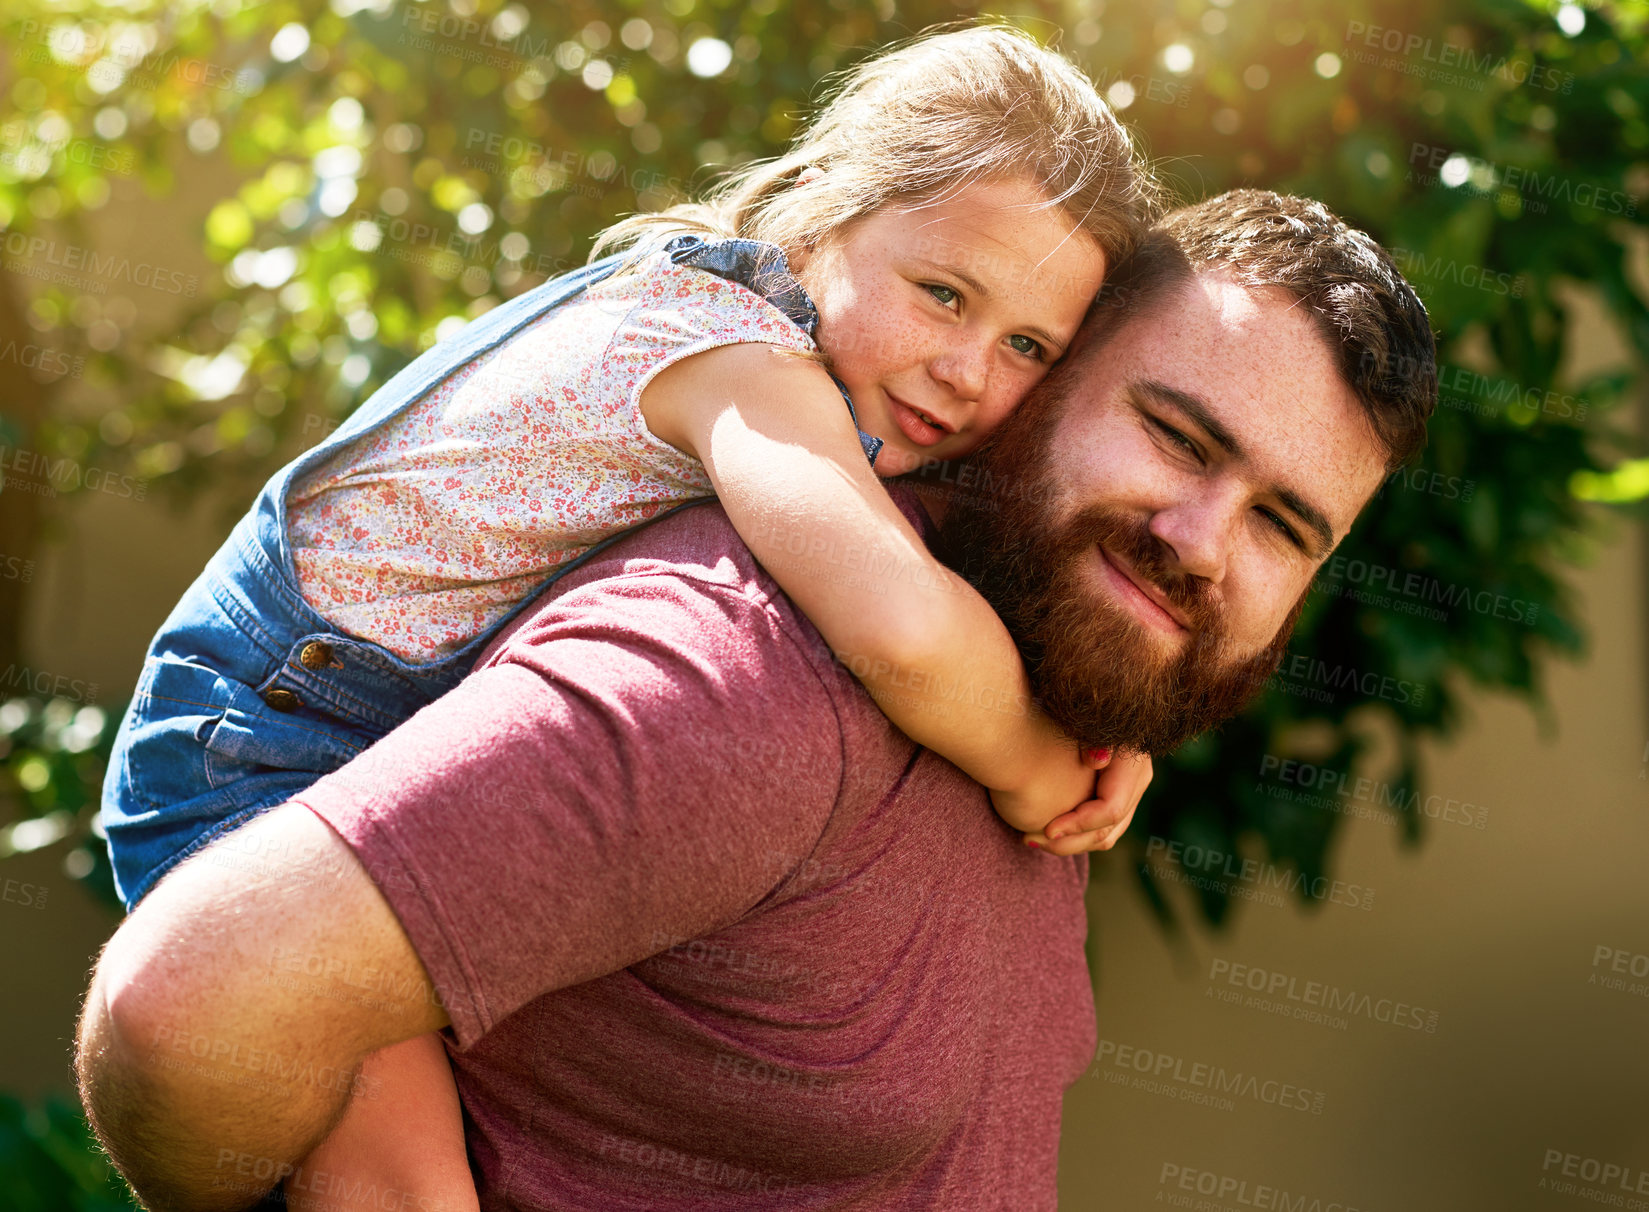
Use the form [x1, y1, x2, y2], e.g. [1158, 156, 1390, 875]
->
[794, 165, 825, 188]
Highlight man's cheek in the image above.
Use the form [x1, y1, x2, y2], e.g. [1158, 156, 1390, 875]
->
[1256, 578, 1314, 654]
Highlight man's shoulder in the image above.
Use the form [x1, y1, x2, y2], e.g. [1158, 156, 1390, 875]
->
[477, 497, 824, 690]
[580, 497, 783, 604]
[505, 498, 795, 641]
[487, 484, 930, 664]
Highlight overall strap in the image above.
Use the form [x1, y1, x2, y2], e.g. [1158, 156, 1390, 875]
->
[665, 234, 884, 468]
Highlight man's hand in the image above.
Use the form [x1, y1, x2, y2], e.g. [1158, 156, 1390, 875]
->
[1021, 750, 1152, 857]
[75, 803, 448, 1212]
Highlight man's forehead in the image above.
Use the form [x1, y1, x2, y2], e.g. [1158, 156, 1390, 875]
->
[1076, 272, 1390, 539]
[1125, 271, 1299, 348]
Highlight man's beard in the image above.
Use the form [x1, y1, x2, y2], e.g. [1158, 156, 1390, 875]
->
[937, 411, 1306, 756]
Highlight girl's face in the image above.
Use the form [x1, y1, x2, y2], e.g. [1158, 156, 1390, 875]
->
[793, 176, 1108, 477]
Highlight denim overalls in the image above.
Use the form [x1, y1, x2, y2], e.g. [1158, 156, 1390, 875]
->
[102, 235, 882, 909]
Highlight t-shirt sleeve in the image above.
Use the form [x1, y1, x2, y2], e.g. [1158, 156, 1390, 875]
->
[294, 569, 846, 1049]
[599, 257, 820, 457]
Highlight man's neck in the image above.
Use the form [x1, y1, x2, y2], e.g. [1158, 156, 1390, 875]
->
[904, 477, 952, 527]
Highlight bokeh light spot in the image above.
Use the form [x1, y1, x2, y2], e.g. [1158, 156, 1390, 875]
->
[686, 38, 733, 78]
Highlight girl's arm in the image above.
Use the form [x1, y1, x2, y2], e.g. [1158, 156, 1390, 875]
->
[642, 343, 1095, 834]
[285, 1033, 479, 1212]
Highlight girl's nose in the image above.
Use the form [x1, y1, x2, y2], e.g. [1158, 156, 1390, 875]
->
[929, 333, 990, 402]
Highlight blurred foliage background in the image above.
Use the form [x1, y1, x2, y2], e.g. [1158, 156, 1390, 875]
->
[0, 0, 1644, 1195]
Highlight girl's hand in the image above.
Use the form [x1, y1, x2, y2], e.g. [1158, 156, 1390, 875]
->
[1021, 750, 1152, 857]
[986, 736, 1113, 835]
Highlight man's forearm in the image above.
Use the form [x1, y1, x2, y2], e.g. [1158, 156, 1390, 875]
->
[78, 954, 359, 1211]
[74, 805, 450, 1211]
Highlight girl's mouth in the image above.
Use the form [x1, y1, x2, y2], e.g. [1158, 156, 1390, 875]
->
[887, 394, 952, 447]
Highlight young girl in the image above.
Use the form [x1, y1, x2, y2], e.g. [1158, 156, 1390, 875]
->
[104, 23, 1155, 1210]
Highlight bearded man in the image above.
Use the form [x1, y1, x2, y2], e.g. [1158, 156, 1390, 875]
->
[939, 192, 1432, 770]
[75, 190, 1434, 1212]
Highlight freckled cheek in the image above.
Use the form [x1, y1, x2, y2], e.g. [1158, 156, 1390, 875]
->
[1093, 435, 1176, 504]
[990, 366, 1045, 416]
[1232, 565, 1308, 649]
[830, 310, 929, 371]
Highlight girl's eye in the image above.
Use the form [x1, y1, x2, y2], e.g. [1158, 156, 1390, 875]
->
[1008, 334, 1046, 361]
[925, 284, 959, 307]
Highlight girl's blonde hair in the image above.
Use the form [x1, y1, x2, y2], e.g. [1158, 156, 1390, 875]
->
[592, 23, 1158, 268]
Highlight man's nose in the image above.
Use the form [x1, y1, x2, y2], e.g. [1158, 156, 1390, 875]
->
[929, 331, 990, 401]
[1148, 489, 1243, 584]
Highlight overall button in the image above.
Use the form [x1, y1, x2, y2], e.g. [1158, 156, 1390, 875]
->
[299, 641, 335, 671]
[263, 688, 301, 713]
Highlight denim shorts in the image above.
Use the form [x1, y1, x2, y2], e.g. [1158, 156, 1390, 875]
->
[101, 235, 879, 909]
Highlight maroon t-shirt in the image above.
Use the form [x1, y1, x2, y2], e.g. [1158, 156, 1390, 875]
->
[298, 491, 1096, 1211]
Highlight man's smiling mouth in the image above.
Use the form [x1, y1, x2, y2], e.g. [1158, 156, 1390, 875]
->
[1095, 544, 1191, 634]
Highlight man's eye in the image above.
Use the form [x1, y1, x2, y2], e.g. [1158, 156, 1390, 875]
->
[1149, 417, 1200, 460]
[1258, 507, 1303, 548]
[1008, 333, 1046, 361]
[925, 284, 959, 307]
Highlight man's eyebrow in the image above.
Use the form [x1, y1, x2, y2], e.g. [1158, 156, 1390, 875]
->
[912, 258, 1068, 354]
[1134, 379, 1338, 556]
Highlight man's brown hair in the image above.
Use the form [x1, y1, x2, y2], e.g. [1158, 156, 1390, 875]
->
[1075, 189, 1438, 471]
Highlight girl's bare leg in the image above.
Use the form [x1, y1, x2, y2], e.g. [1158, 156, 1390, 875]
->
[281, 1033, 480, 1212]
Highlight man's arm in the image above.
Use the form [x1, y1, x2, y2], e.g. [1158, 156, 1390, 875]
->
[77, 803, 448, 1212]
[79, 554, 847, 1210]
